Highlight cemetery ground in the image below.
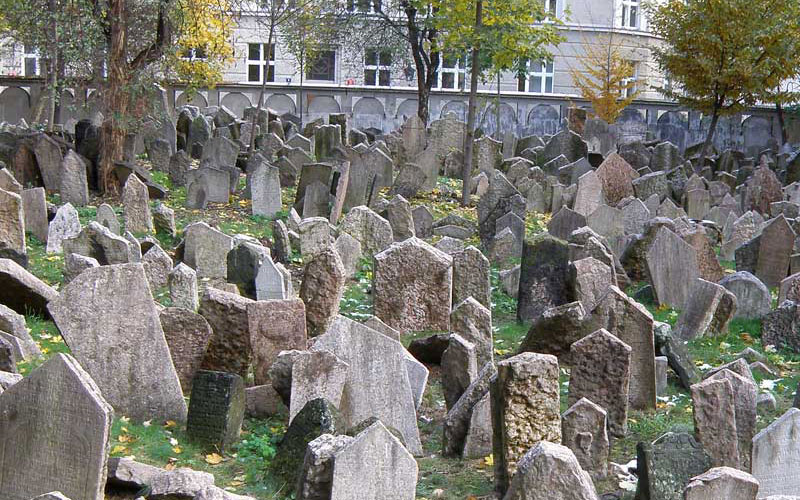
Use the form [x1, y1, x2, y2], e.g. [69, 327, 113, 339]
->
[13, 168, 800, 500]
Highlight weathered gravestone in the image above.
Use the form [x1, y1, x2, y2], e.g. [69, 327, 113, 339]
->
[60, 150, 89, 207]
[691, 376, 740, 468]
[0, 353, 113, 500]
[719, 271, 771, 319]
[707, 368, 758, 471]
[95, 203, 120, 235]
[595, 152, 639, 205]
[755, 214, 795, 289]
[186, 370, 245, 450]
[452, 246, 491, 309]
[330, 421, 418, 500]
[299, 247, 346, 337]
[169, 262, 199, 311]
[674, 278, 736, 341]
[339, 205, 393, 257]
[374, 237, 452, 333]
[561, 398, 609, 479]
[289, 350, 348, 424]
[183, 222, 234, 280]
[634, 432, 712, 500]
[517, 234, 570, 322]
[588, 286, 656, 411]
[573, 170, 606, 217]
[48, 263, 187, 421]
[646, 227, 700, 309]
[568, 329, 631, 438]
[122, 175, 153, 234]
[251, 162, 282, 218]
[502, 441, 598, 500]
[247, 298, 307, 386]
[198, 287, 255, 379]
[22, 187, 48, 244]
[0, 258, 58, 317]
[683, 467, 759, 500]
[159, 307, 212, 393]
[491, 352, 561, 492]
[0, 187, 26, 266]
[311, 315, 423, 455]
[752, 408, 800, 498]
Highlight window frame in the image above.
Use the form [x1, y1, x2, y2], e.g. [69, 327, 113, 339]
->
[346, 0, 382, 14]
[621, 0, 640, 29]
[246, 42, 276, 84]
[364, 48, 392, 87]
[306, 49, 337, 82]
[518, 59, 555, 94]
[435, 54, 466, 90]
[23, 45, 39, 77]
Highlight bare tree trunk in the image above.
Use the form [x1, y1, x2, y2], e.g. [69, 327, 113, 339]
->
[702, 104, 720, 159]
[461, 0, 482, 206]
[99, 0, 129, 194]
[247, 23, 275, 158]
[47, 0, 58, 132]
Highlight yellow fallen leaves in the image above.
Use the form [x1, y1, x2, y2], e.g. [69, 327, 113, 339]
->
[172, 446, 183, 454]
[484, 454, 494, 466]
[165, 420, 177, 428]
[111, 445, 128, 455]
[205, 453, 224, 465]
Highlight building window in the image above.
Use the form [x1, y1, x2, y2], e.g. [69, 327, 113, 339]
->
[347, 0, 381, 13]
[621, 0, 639, 28]
[247, 43, 275, 83]
[436, 55, 466, 90]
[518, 60, 554, 94]
[364, 49, 391, 86]
[621, 62, 638, 98]
[23, 45, 39, 77]
[544, 0, 557, 19]
[307, 50, 336, 81]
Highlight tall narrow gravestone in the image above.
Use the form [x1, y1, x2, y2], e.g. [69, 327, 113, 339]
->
[0, 353, 113, 500]
[186, 370, 246, 450]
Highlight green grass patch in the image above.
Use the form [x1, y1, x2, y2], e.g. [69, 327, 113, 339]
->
[25, 236, 64, 287]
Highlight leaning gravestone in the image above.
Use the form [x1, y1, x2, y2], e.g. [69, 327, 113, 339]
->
[169, 262, 199, 311]
[561, 398, 609, 479]
[683, 467, 759, 500]
[755, 214, 795, 289]
[452, 246, 491, 309]
[634, 432, 712, 500]
[374, 238, 452, 332]
[492, 352, 561, 492]
[719, 271, 771, 319]
[568, 329, 631, 438]
[0, 353, 113, 500]
[183, 222, 234, 280]
[60, 150, 89, 206]
[517, 234, 570, 322]
[48, 263, 187, 421]
[0, 187, 25, 265]
[22, 187, 48, 244]
[691, 376, 740, 468]
[186, 370, 245, 450]
[198, 287, 255, 379]
[95, 203, 120, 235]
[502, 441, 598, 500]
[752, 408, 800, 498]
[330, 421, 418, 500]
[299, 247, 346, 337]
[247, 298, 307, 385]
[706, 368, 758, 471]
[289, 350, 348, 424]
[159, 307, 213, 393]
[311, 315, 423, 456]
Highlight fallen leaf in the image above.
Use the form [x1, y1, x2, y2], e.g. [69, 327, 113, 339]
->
[111, 445, 127, 455]
[205, 453, 224, 465]
[172, 446, 182, 454]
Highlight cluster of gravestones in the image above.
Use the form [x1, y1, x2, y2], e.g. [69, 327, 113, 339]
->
[3, 105, 800, 500]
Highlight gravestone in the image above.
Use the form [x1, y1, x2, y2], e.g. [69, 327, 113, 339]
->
[198, 287, 255, 379]
[706, 368, 758, 471]
[517, 234, 570, 321]
[502, 441, 598, 500]
[0, 353, 113, 500]
[247, 299, 307, 385]
[142, 244, 172, 292]
[159, 307, 212, 393]
[683, 467, 759, 500]
[441, 334, 478, 411]
[568, 329, 631, 438]
[588, 286, 656, 411]
[333, 232, 362, 278]
[647, 227, 700, 309]
[0, 188, 25, 266]
[22, 188, 48, 244]
[330, 421, 418, 500]
[255, 257, 290, 300]
[46, 203, 81, 255]
[412, 205, 434, 238]
[634, 432, 712, 500]
[47, 263, 186, 421]
[568, 257, 615, 311]
[183, 222, 234, 280]
[719, 271, 771, 319]
[299, 217, 332, 258]
[289, 350, 348, 424]
[674, 279, 735, 341]
[33, 134, 63, 191]
[595, 152, 638, 204]
[752, 408, 800, 498]
[390, 163, 425, 199]
[385, 195, 415, 241]
[187, 370, 245, 450]
[452, 246, 491, 309]
[755, 215, 795, 288]
[169, 262, 199, 311]
[492, 352, 561, 492]
[311, 316, 423, 455]
[374, 238, 452, 332]
[573, 170, 606, 217]
[299, 248, 346, 337]
[122, 174, 153, 234]
[251, 162, 282, 218]
[561, 398, 609, 479]
[60, 151, 89, 206]
[547, 206, 587, 241]
[339, 206, 393, 257]
[0, 258, 58, 317]
[95, 203, 120, 235]
[691, 377, 740, 467]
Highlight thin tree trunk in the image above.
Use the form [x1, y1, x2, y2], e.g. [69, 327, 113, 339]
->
[461, 0, 482, 206]
[776, 101, 788, 147]
[99, 0, 128, 194]
[702, 104, 720, 159]
[247, 23, 275, 158]
[47, 0, 57, 132]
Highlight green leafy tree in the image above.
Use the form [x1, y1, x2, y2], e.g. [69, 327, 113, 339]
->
[648, 0, 800, 156]
[433, 0, 563, 204]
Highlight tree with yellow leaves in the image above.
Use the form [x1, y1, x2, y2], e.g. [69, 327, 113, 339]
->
[569, 33, 639, 124]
